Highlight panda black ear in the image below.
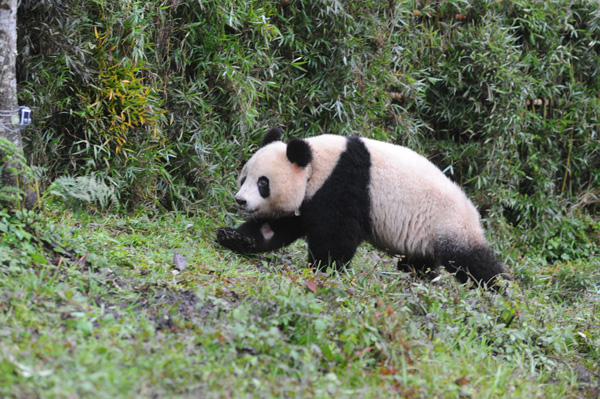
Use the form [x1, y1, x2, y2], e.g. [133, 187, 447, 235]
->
[261, 127, 283, 147]
[286, 139, 312, 167]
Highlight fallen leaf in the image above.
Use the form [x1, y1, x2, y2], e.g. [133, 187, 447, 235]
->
[306, 279, 318, 293]
[454, 376, 469, 386]
[380, 366, 398, 375]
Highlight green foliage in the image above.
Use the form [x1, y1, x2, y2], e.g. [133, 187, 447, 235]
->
[0, 138, 34, 209]
[0, 209, 48, 269]
[76, 26, 164, 158]
[18, 0, 168, 210]
[15, 0, 600, 244]
[48, 175, 117, 212]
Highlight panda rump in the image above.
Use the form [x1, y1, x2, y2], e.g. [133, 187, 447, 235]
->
[217, 128, 509, 287]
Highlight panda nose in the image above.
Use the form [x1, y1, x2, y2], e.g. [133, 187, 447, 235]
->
[235, 197, 247, 207]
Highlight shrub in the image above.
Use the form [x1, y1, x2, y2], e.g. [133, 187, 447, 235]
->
[16, 0, 599, 255]
[0, 138, 35, 209]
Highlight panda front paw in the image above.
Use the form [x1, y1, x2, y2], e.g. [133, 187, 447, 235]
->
[216, 227, 258, 253]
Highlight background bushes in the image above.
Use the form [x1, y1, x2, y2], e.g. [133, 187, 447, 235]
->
[16, 0, 600, 254]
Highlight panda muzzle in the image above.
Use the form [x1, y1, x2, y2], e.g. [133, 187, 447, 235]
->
[234, 196, 258, 215]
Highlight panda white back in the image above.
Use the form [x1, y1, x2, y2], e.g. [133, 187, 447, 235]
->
[361, 138, 486, 258]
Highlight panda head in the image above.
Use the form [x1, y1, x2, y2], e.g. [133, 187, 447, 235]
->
[234, 127, 312, 217]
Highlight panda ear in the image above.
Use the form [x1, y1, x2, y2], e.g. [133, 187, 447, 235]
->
[286, 139, 312, 167]
[261, 127, 283, 147]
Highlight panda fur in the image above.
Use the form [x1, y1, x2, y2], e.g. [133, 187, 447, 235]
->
[217, 127, 509, 286]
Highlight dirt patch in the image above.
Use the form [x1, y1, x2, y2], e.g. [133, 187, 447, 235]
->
[39, 240, 228, 332]
[572, 361, 600, 398]
[136, 289, 235, 332]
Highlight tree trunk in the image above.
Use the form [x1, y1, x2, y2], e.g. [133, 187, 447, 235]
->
[0, 0, 20, 148]
[0, 0, 36, 209]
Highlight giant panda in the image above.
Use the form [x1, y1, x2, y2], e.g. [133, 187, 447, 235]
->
[217, 127, 509, 287]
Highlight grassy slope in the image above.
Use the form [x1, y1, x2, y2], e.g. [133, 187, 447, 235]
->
[6, 0, 599, 397]
[1, 210, 599, 398]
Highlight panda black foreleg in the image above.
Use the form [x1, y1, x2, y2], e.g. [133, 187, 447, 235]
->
[435, 238, 509, 288]
[307, 238, 360, 271]
[305, 230, 362, 271]
[217, 216, 304, 254]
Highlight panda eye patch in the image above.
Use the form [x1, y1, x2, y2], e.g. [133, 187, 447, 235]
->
[240, 176, 246, 186]
[257, 176, 270, 198]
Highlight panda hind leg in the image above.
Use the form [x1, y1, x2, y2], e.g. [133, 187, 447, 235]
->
[435, 237, 509, 288]
[396, 255, 440, 281]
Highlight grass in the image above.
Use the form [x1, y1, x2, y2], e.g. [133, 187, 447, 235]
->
[9, 0, 600, 396]
[1, 208, 599, 398]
